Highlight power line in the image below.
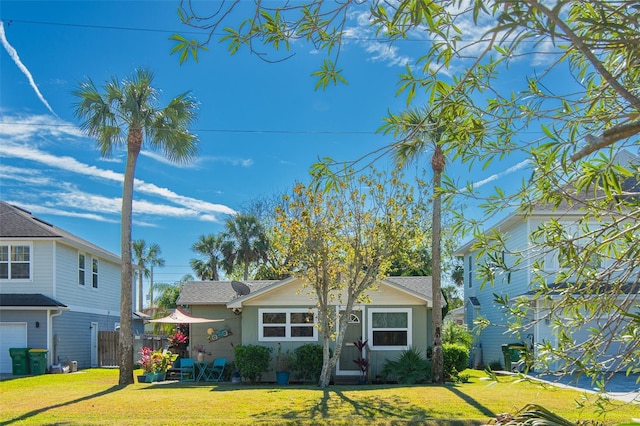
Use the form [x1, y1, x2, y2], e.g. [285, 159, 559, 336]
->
[0, 121, 379, 136]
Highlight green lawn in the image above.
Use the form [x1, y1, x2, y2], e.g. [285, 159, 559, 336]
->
[0, 369, 637, 425]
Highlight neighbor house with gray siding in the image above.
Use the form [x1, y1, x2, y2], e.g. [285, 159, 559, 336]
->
[0, 201, 123, 373]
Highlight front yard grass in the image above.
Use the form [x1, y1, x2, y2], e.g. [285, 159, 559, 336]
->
[0, 369, 637, 425]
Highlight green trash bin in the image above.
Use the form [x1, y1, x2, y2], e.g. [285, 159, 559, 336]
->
[9, 348, 30, 375]
[501, 343, 526, 372]
[28, 349, 48, 375]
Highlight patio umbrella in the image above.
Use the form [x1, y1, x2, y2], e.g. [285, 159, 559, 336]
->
[149, 307, 223, 324]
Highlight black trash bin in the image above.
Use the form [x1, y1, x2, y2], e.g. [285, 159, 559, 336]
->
[9, 348, 30, 375]
[28, 349, 48, 375]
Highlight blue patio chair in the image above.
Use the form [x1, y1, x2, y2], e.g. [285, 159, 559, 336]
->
[205, 357, 226, 382]
[180, 358, 195, 382]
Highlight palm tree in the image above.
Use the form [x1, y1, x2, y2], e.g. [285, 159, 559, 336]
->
[190, 234, 227, 280]
[381, 106, 446, 384]
[222, 214, 269, 280]
[73, 68, 198, 385]
[132, 239, 165, 311]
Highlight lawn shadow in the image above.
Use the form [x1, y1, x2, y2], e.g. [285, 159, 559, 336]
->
[442, 384, 496, 418]
[1, 385, 122, 425]
[249, 385, 487, 425]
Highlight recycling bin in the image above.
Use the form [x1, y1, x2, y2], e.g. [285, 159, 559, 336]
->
[9, 348, 30, 375]
[28, 349, 48, 375]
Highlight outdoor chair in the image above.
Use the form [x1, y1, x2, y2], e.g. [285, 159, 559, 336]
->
[205, 357, 226, 382]
[179, 358, 195, 382]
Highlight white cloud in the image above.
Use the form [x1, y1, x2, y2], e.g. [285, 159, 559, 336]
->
[0, 21, 57, 116]
[0, 114, 237, 222]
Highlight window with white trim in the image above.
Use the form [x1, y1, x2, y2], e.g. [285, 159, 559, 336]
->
[78, 253, 86, 286]
[258, 308, 317, 341]
[92, 258, 99, 288]
[468, 256, 473, 288]
[368, 308, 412, 350]
[0, 244, 31, 280]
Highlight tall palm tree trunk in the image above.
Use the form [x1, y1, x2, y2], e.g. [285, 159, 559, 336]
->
[431, 145, 444, 384]
[118, 131, 141, 386]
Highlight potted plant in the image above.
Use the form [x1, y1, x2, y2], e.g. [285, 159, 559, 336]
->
[192, 344, 211, 362]
[153, 349, 177, 381]
[138, 347, 158, 382]
[138, 347, 177, 382]
[353, 337, 369, 385]
[275, 343, 293, 385]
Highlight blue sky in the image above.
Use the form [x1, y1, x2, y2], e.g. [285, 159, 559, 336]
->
[1, 1, 535, 294]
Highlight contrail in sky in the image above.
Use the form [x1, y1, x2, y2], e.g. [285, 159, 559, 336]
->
[472, 158, 530, 189]
[0, 21, 58, 117]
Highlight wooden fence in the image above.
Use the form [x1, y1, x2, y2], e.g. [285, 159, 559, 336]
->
[98, 332, 168, 367]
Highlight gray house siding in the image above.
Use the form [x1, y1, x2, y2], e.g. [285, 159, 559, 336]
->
[52, 310, 119, 369]
[0, 310, 48, 348]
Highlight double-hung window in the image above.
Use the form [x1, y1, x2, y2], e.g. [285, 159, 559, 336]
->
[0, 244, 31, 280]
[368, 308, 412, 350]
[92, 258, 99, 288]
[258, 308, 317, 341]
[78, 254, 86, 286]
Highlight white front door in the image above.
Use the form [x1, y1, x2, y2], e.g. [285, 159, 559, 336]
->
[0, 323, 27, 373]
[90, 322, 98, 367]
[336, 309, 363, 376]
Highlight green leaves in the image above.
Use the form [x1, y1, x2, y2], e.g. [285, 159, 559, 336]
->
[169, 34, 208, 64]
[311, 59, 348, 90]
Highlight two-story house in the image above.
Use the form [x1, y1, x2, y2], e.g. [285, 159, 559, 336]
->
[455, 155, 639, 373]
[0, 201, 123, 373]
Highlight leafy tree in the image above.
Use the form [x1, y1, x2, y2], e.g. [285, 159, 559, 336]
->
[73, 69, 198, 385]
[174, 1, 640, 384]
[273, 168, 427, 387]
[190, 234, 227, 280]
[222, 214, 269, 280]
[132, 240, 165, 310]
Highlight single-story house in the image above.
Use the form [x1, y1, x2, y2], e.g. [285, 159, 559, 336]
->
[176, 276, 434, 381]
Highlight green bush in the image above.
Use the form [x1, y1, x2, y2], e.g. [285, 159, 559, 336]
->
[233, 345, 272, 383]
[443, 343, 469, 381]
[292, 343, 325, 383]
[442, 320, 473, 350]
[381, 347, 431, 384]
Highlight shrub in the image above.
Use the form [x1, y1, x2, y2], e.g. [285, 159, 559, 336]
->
[292, 343, 325, 383]
[381, 347, 431, 384]
[233, 344, 272, 383]
[489, 360, 503, 371]
[443, 343, 469, 381]
[442, 320, 473, 350]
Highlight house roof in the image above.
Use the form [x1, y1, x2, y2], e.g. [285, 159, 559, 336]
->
[0, 293, 68, 309]
[177, 280, 280, 305]
[0, 201, 120, 263]
[178, 276, 434, 309]
[383, 276, 433, 300]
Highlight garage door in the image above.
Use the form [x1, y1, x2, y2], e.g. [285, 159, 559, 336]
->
[0, 323, 27, 373]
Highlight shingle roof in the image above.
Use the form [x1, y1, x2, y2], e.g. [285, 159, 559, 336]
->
[0, 293, 68, 308]
[0, 202, 61, 238]
[0, 201, 120, 262]
[177, 280, 279, 305]
[178, 276, 434, 306]
[384, 276, 433, 299]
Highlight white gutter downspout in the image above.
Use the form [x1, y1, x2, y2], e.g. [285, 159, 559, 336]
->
[49, 309, 63, 366]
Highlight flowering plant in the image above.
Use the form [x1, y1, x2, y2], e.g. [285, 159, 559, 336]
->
[192, 344, 211, 355]
[138, 347, 177, 373]
[168, 331, 188, 347]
